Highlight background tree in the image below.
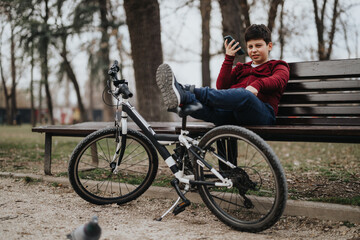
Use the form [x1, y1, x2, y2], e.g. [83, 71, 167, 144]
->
[73, 0, 124, 122]
[0, 0, 19, 125]
[278, 0, 285, 59]
[39, 0, 55, 124]
[200, 0, 211, 87]
[124, 0, 169, 121]
[29, 42, 36, 126]
[58, 34, 88, 122]
[98, 0, 113, 122]
[86, 45, 101, 121]
[267, 0, 283, 32]
[0, 24, 11, 124]
[53, 1, 87, 122]
[312, 0, 339, 60]
[218, 0, 247, 63]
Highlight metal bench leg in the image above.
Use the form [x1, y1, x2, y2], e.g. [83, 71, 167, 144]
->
[217, 138, 238, 171]
[44, 133, 52, 175]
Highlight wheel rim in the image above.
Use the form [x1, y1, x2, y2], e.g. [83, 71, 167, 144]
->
[73, 132, 154, 202]
[199, 134, 281, 225]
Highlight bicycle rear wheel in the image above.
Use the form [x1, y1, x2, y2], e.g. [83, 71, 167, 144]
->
[68, 127, 158, 205]
[195, 125, 287, 232]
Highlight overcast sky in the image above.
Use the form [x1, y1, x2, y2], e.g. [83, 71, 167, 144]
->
[156, 0, 360, 87]
[1, 0, 359, 107]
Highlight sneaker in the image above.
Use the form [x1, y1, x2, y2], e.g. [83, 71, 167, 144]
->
[156, 64, 187, 111]
[179, 101, 203, 118]
[183, 84, 195, 93]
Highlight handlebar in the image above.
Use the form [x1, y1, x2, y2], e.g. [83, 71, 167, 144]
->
[108, 61, 133, 99]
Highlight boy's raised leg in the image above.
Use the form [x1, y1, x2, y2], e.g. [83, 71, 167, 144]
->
[156, 63, 201, 115]
[156, 63, 185, 112]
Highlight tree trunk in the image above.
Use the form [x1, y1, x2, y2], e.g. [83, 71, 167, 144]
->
[278, 0, 285, 59]
[60, 36, 87, 122]
[98, 0, 113, 122]
[312, 0, 339, 60]
[115, 31, 125, 80]
[200, 0, 211, 87]
[88, 72, 95, 121]
[219, 0, 246, 63]
[30, 43, 36, 127]
[0, 69, 11, 125]
[326, 0, 338, 60]
[239, 0, 251, 29]
[312, 0, 325, 60]
[267, 0, 283, 32]
[124, 0, 170, 121]
[42, 0, 54, 124]
[10, 21, 17, 125]
[0, 26, 11, 125]
[38, 80, 43, 124]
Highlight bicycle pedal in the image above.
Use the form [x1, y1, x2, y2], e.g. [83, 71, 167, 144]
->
[173, 200, 191, 216]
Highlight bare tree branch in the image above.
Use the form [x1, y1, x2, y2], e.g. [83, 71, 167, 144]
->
[267, 0, 283, 32]
[326, 0, 339, 59]
[239, 0, 251, 28]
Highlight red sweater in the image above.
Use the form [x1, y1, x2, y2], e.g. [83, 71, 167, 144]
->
[216, 55, 290, 115]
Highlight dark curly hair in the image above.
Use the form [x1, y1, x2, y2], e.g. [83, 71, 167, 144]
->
[245, 24, 272, 44]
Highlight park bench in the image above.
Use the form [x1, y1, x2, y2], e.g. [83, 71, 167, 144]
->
[32, 58, 360, 175]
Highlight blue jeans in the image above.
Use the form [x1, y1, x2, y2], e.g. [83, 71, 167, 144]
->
[186, 87, 276, 126]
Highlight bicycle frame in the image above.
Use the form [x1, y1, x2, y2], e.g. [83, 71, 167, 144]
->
[68, 61, 287, 231]
[114, 97, 234, 189]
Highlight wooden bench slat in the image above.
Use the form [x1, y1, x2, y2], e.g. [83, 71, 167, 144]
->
[278, 106, 360, 116]
[31, 122, 179, 136]
[285, 80, 360, 91]
[275, 117, 360, 126]
[289, 59, 360, 79]
[280, 93, 360, 104]
[178, 124, 360, 143]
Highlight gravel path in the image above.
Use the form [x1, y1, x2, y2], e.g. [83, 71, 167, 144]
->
[0, 177, 359, 240]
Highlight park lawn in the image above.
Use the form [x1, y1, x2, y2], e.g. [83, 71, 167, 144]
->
[0, 124, 79, 174]
[0, 124, 359, 205]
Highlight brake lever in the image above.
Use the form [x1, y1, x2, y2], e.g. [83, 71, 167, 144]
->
[108, 60, 120, 77]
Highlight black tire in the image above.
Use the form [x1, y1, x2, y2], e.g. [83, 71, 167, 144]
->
[68, 127, 158, 205]
[195, 125, 287, 232]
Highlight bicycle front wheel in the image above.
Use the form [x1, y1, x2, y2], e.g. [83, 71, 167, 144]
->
[68, 127, 158, 205]
[195, 125, 287, 232]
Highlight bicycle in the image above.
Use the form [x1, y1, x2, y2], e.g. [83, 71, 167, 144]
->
[68, 61, 288, 233]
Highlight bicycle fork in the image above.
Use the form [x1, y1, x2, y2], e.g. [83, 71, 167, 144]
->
[111, 110, 128, 174]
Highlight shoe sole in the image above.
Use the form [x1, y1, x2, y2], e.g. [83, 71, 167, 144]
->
[156, 64, 180, 110]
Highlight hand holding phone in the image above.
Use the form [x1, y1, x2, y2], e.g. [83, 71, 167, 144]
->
[224, 35, 245, 55]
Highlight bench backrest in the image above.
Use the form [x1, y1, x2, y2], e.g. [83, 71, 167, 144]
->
[277, 59, 360, 126]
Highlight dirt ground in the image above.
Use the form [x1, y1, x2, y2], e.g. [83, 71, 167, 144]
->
[0, 177, 359, 240]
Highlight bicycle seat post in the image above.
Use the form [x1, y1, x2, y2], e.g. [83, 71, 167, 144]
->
[181, 116, 187, 131]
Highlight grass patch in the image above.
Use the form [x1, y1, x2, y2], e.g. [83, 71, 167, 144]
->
[318, 167, 354, 182]
[341, 221, 356, 228]
[153, 175, 172, 187]
[23, 176, 42, 184]
[310, 196, 360, 206]
[50, 182, 62, 187]
[1, 125, 359, 206]
[56, 172, 68, 177]
[0, 124, 80, 174]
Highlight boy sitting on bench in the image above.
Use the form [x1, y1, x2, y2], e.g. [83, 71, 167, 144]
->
[156, 24, 290, 126]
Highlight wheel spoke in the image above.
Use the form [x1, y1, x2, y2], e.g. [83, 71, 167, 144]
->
[69, 128, 157, 205]
[196, 126, 287, 232]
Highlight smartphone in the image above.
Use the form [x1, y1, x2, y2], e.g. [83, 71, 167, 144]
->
[224, 35, 245, 55]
